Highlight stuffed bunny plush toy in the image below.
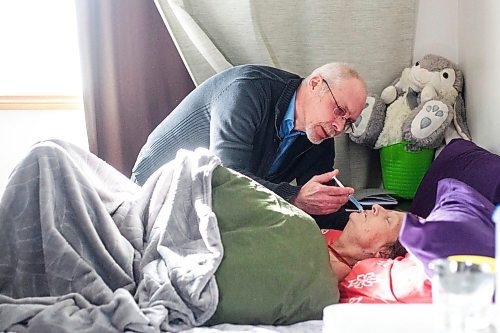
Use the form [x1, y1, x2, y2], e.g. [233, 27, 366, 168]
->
[350, 54, 471, 151]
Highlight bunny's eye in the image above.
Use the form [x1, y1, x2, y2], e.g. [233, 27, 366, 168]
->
[415, 61, 420, 66]
[443, 72, 449, 79]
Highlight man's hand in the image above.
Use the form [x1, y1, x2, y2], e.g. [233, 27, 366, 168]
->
[291, 170, 354, 215]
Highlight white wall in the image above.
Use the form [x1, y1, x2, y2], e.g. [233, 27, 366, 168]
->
[413, 0, 458, 63]
[0, 109, 88, 193]
[458, 0, 500, 155]
[414, 0, 500, 155]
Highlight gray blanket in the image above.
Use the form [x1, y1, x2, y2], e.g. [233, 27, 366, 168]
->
[0, 140, 223, 332]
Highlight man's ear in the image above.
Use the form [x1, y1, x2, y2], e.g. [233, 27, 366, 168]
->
[309, 75, 322, 90]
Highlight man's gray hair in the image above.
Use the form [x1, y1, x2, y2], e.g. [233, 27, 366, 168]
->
[306, 63, 366, 92]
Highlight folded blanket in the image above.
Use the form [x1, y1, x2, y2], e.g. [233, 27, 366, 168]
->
[0, 140, 222, 332]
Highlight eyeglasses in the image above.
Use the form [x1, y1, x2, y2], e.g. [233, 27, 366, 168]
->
[322, 79, 355, 133]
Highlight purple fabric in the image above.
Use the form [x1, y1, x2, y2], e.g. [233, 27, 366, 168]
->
[400, 178, 495, 277]
[410, 139, 500, 218]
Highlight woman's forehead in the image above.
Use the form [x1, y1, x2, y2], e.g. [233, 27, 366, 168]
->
[391, 210, 406, 225]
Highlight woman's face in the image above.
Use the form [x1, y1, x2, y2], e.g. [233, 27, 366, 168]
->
[342, 205, 405, 259]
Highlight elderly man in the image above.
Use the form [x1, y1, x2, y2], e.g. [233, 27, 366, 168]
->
[132, 63, 367, 228]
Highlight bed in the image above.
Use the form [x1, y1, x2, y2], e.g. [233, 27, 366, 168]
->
[0, 138, 498, 332]
[0, 140, 335, 332]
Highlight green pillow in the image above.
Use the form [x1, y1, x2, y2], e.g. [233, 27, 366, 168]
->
[208, 166, 339, 325]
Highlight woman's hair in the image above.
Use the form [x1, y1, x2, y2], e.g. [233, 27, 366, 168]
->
[382, 208, 409, 259]
[385, 239, 408, 259]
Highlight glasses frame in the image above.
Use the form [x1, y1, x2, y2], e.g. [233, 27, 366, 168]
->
[322, 79, 355, 133]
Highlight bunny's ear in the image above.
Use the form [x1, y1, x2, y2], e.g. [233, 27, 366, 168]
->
[349, 96, 386, 149]
[452, 95, 471, 140]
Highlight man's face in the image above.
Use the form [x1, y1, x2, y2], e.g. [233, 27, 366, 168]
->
[342, 205, 405, 259]
[304, 77, 366, 144]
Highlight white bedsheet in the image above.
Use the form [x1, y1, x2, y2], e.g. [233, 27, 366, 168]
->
[183, 320, 323, 332]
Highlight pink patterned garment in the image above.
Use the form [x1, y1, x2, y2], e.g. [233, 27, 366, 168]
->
[322, 230, 432, 304]
[338, 254, 431, 304]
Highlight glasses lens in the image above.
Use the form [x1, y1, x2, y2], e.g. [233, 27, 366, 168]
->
[323, 78, 355, 134]
[333, 107, 354, 133]
[333, 106, 346, 117]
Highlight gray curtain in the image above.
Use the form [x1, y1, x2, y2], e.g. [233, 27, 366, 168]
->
[75, 0, 194, 176]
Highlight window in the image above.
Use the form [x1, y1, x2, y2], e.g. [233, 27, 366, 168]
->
[0, 0, 87, 191]
[0, 0, 83, 99]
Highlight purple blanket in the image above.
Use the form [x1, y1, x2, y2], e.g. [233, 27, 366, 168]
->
[400, 178, 495, 277]
[410, 139, 500, 218]
[400, 139, 499, 277]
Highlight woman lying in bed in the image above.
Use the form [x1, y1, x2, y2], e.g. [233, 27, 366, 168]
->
[335, 179, 496, 303]
[322, 205, 406, 281]
[336, 138, 499, 304]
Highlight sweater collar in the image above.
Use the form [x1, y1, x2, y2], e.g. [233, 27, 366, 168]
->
[274, 78, 303, 136]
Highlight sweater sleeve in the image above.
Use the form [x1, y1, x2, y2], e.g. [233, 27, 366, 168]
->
[209, 79, 303, 200]
[210, 80, 266, 169]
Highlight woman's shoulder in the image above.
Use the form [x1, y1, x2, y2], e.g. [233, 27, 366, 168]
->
[321, 229, 342, 244]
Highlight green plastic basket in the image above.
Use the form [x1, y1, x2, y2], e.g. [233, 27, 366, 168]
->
[380, 142, 435, 199]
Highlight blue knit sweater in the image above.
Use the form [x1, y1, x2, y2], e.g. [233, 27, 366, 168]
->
[132, 64, 335, 204]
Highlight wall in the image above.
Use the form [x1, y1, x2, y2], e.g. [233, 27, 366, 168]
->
[0, 109, 88, 193]
[413, 0, 500, 154]
[458, 0, 500, 155]
[413, 0, 458, 63]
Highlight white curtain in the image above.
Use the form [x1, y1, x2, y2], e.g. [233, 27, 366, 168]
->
[154, 0, 417, 189]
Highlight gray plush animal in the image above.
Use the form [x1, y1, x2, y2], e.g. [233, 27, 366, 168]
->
[349, 54, 471, 151]
[349, 95, 387, 148]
